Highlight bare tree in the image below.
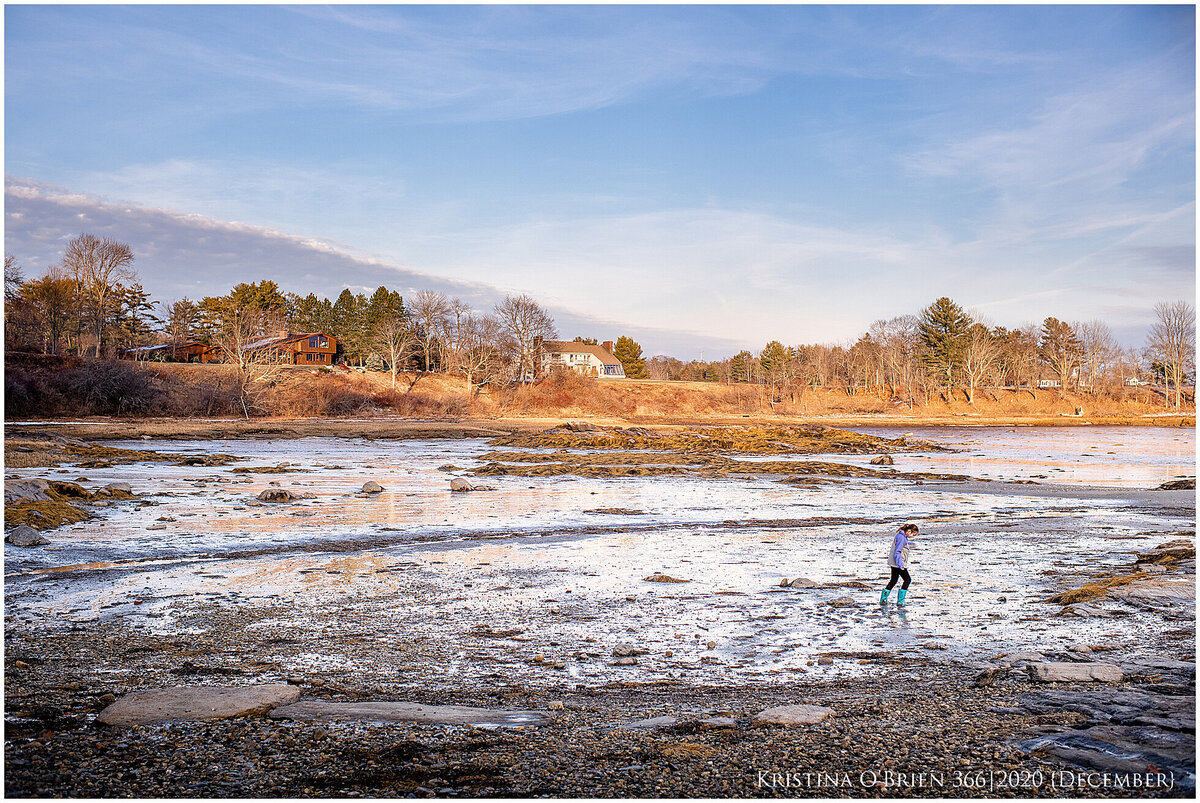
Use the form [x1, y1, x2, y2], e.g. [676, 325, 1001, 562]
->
[1075, 320, 1117, 393]
[61, 233, 136, 357]
[494, 294, 558, 380]
[408, 290, 451, 372]
[1146, 301, 1196, 409]
[447, 313, 511, 394]
[372, 313, 417, 390]
[4, 254, 25, 303]
[213, 305, 286, 418]
[962, 323, 1000, 404]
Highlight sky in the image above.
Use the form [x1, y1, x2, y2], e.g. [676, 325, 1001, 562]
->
[4, 3, 1195, 358]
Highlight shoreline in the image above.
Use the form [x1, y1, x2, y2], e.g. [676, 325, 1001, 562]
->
[5, 410, 1194, 442]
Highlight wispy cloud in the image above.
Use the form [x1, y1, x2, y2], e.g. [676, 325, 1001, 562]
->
[2, 178, 742, 358]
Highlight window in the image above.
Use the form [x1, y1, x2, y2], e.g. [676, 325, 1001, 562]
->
[309, 336, 319, 348]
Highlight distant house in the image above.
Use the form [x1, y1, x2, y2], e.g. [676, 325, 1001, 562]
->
[1037, 378, 1062, 388]
[242, 332, 338, 365]
[533, 338, 625, 379]
[120, 341, 212, 363]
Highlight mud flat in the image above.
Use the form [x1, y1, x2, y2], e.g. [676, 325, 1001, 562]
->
[4, 425, 1195, 797]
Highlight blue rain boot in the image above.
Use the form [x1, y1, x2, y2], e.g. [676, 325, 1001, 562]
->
[897, 589, 907, 606]
[880, 589, 890, 604]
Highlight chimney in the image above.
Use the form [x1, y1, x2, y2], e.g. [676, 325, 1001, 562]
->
[602, 340, 614, 355]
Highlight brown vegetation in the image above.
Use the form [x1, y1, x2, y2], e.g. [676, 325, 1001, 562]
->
[4, 356, 1192, 426]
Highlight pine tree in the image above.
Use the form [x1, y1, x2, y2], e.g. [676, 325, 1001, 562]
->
[613, 336, 647, 378]
[918, 297, 971, 386]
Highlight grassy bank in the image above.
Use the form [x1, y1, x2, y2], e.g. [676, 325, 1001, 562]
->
[4, 358, 1193, 430]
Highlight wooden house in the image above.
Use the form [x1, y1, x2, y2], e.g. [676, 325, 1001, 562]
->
[242, 332, 338, 365]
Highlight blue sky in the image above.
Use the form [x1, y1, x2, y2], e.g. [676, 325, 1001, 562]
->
[5, 4, 1195, 357]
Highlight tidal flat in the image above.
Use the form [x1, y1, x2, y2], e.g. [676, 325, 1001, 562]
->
[4, 424, 1195, 797]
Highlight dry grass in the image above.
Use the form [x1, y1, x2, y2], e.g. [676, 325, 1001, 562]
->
[1047, 572, 1150, 605]
[6, 357, 1192, 424]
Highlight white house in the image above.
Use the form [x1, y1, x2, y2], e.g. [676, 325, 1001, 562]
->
[534, 339, 626, 379]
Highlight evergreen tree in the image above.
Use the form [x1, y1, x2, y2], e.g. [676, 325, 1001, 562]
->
[918, 297, 971, 386]
[613, 336, 647, 378]
[1039, 317, 1083, 387]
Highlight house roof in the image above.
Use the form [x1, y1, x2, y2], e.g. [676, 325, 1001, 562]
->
[540, 341, 621, 365]
[243, 332, 331, 351]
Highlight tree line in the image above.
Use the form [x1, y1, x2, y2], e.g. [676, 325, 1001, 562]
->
[5, 235, 1195, 408]
[643, 297, 1195, 409]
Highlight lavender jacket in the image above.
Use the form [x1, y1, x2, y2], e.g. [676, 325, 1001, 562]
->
[888, 530, 913, 569]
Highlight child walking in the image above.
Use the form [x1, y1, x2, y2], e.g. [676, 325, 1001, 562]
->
[880, 523, 918, 605]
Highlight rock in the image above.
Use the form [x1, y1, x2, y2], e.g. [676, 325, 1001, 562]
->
[1157, 479, 1195, 490]
[699, 716, 737, 730]
[1027, 662, 1123, 683]
[450, 478, 495, 492]
[644, 573, 690, 583]
[564, 421, 600, 432]
[269, 700, 545, 727]
[1135, 539, 1196, 564]
[104, 482, 133, 494]
[612, 643, 645, 658]
[753, 704, 834, 726]
[96, 685, 300, 726]
[869, 455, 894, 465]
[1112, 576, 1195, 608]
[4, 479, 54, 504]
[256, 488, 297, 503]
[614, 657, 638, 666]
[620, 715, 678, 730]
[547, 701, 564, 711]
[816, 656, 834, 666]
[826, 595, 857, 607]
[361, 481, 383, 494]
[6, 524, 50, 547]
[787, 577, 822, 589]
[973, 666, 1009, 687]
[1019, 725, 1195, 781]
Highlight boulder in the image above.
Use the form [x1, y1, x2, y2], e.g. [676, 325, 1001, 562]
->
[105, 482, 133, 494]
[870, 455, 894, 465]
[753, 704, 834, 726]
[1027, 662, 1123, 683]
[450, 478, 496, 492]
[786, 577, 822, 589]
[269, 700, 544, 728]
[612, 643, 646, 658]
[361, 481, 384, 494]
[256, 488, 297, 503]
[826, 595, 857, 607]
[4, 479, 54, 504]
[96, 684, 300, 726]
[6, 525, 50, 547]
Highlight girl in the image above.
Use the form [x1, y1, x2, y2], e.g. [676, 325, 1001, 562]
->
[880, 523, 918, 605]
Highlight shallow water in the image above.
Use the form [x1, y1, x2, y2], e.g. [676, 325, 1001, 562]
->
[4, 426, 1194, 688]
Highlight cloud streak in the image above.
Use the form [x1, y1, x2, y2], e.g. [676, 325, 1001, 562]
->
[3, 177, 742, 359]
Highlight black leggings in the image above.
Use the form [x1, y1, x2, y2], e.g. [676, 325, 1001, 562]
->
[885, 567, 911, 590]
